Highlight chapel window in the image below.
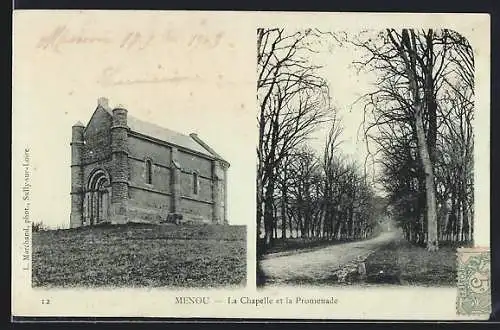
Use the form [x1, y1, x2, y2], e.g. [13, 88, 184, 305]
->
[193, 172, 199, 194]
[146, 159, 153, 184]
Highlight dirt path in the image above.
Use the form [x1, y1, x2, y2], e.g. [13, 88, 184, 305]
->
[259, 231, 401, 285]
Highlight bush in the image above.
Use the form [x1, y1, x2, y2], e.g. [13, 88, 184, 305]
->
[32, 221, 47, 232]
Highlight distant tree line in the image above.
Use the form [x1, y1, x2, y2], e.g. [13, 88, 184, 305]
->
[273, 141, 383, 242]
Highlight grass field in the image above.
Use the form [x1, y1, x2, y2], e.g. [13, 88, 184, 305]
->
[32, 223, 246, 288]
[360, 238, 458, 286]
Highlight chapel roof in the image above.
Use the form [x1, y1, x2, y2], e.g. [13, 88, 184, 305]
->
[126, 115, 215, 158]
[95, 97, 227, 163]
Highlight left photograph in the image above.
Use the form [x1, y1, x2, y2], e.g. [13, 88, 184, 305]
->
[13, 13, 254, 289]
[33, 97, 246, 288]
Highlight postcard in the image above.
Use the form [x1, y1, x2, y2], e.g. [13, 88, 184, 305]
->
[12, 10, 490, 320]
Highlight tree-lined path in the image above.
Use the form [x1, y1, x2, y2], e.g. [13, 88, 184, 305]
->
[257, 28, 474, 254]
[256, 28, 474, 287]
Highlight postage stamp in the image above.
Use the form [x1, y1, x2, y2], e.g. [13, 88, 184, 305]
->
[457, 248, 491, 316]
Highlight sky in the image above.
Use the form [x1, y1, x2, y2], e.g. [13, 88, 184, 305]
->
[13, 12, 256, 229]
[13, 13, 383, 230]
[13, 12, 486, 231]
[296, 32, 384, 192]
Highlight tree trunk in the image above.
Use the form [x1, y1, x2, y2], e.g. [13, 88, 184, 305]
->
[281, 190, 287, 240]
[467, 206, 472, 243]
[257, 175, 263, 240]
[414, 105, 439, 251]
[458, 201, 464, 242]
[272, 202, 278, 239]
[337, 221, 343, 240]
[288, 208, 294, 238]
[419, 212, 425, 245]
[263, 178, 275, 247]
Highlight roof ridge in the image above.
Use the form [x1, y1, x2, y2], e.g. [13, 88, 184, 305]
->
[90, 98, 219, 159]
[189, 133, 227, 163]
[125, 115, 215, 158]
[127, 115, 190, 137]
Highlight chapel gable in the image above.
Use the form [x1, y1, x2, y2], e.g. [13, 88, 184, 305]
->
[82, 101, 113, 164]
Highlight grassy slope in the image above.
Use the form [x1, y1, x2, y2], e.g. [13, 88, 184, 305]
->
[361, 238, 457, 286]
[32, 223, 246, 288]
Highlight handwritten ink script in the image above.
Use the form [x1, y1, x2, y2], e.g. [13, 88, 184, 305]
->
[36, 25, 225, 53]
[36, 26, 112, 52]
[35, 25, 225, 86]
[97, 66, 202, 87]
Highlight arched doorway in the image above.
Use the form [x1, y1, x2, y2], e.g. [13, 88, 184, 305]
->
[84, 169, 111, 225]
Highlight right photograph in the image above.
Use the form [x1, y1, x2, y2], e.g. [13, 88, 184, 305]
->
[256, 28, 475, 287]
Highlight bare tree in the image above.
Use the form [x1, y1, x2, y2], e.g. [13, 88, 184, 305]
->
[257, 28, 331, 247]
[322, 116, 347, 239]
[352, 28, 474, 250]
[352, 29, 459, 251]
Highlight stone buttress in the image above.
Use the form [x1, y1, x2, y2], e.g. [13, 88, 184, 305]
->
[110, 106, 129, 224]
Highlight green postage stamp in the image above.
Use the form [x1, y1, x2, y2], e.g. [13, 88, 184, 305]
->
[457, 248, 491, 316]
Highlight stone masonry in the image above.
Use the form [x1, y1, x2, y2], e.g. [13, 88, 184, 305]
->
[70, 97, 230, 228]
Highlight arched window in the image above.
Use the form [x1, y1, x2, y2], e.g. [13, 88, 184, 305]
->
[193, 172, 198, 194]
[146, 159, 153, 184]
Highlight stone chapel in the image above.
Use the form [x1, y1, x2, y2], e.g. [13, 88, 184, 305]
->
[70, 97, 229, 228]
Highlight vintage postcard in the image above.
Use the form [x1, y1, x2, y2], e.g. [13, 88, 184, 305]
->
[12, 10, 490, 320]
